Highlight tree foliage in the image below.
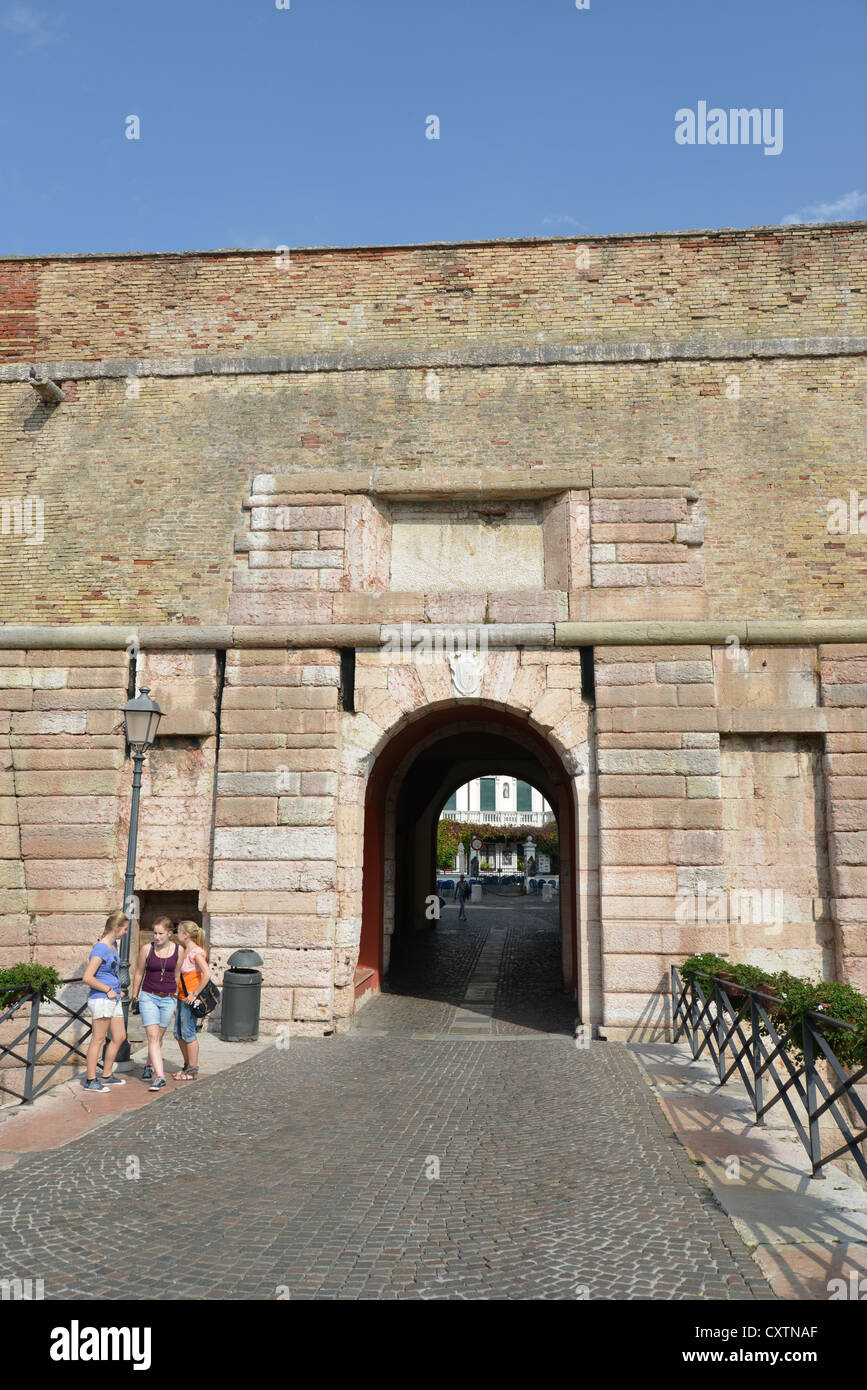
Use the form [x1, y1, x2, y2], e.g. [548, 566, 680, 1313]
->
[436, 818, 559, 871]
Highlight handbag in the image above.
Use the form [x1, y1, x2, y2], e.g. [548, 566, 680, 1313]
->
[180, 972, 220, 1018]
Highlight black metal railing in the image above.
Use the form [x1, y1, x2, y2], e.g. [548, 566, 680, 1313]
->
[0, 979, 93, 1105]
[671, 965, 867, 1181]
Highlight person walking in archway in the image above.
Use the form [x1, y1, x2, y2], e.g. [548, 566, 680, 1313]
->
[456, 874, 470, 923]
[131, 914, 180, 1092]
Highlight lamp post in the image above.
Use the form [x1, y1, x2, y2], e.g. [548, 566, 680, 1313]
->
[116, 687, 163, 1065]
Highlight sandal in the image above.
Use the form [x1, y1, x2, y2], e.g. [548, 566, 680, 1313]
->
[173, 1065, 192, 1080]
[183, 1066, 199, 1081]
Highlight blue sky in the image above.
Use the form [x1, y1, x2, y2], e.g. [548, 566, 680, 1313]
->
[0, 0, 864, 254]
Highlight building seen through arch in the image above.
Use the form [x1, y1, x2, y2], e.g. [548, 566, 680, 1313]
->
[438, 777, 555, 875]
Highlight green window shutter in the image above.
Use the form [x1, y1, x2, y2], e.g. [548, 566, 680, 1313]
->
[516, 780, 532, 812]
[479, 778, 495, 812]
[443, 791, 457, 811]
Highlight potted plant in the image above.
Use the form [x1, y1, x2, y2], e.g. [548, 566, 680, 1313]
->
[715, 969, 744, 1002]
[752, 979, 783, 1018]
[730, 963, 775, 1010]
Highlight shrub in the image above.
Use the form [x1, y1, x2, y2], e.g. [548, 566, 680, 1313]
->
[680, 952, 730, 986]
[678, 956, 867, 1070]
[0, 963, 63, 1008]
[773, 973, 867, 1071]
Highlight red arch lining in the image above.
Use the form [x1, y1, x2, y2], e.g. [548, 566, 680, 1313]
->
[358, 703, 578, 998]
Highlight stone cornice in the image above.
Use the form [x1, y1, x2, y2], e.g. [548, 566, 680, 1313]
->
[4, 619, 867, 649]
[0, 218, 863, 262]
[0, 336, 864, 385]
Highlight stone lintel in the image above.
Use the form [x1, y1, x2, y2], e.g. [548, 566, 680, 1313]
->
[245, 469, 592, 501]
[243, 472, 697, 503]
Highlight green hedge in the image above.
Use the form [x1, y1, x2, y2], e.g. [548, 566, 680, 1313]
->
[436, 817, 559, 872]
[679, 952, 867, 1071]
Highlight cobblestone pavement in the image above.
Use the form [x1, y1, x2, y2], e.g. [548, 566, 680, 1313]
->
[0, 901, 774, 1300]
[360, 900, 577, 1036]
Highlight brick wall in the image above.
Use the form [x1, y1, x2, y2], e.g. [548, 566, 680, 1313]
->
[1, 226, 863, 362]
[1, 357, 865, 622]
[0, 226, 864, 626]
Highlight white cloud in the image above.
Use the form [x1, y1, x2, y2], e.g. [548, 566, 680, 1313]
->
[781, 190, 867, 226]
[1, 3, 63, 46]
[541, 214, 586, 229]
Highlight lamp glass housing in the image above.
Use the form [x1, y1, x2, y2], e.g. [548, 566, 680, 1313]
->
[123, 687, 163, 750]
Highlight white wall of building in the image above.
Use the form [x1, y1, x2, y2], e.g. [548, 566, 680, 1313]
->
[442, 777, 552, 826]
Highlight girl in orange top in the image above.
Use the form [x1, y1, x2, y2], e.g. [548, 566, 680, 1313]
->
[173, 921, 211, 1081]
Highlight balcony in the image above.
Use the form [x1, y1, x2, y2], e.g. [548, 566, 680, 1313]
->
[439, 809, 549, 827]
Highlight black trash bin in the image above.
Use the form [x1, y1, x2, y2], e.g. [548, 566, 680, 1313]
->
[220, 948, 264, 1042]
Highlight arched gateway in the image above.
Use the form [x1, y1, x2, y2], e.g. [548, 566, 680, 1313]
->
[356, 699, 591, 1017]
[0, 224, 864, 1053]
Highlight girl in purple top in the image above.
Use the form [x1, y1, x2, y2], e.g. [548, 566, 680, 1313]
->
[131, 915, 181, 1092]
[80, 911, 130, 1093]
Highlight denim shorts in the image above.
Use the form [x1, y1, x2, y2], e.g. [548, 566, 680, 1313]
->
[174, 999, 198, 1043]
[139, 990, 177, 1028]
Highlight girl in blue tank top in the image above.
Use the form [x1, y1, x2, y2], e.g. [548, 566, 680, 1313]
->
[80, 911, 130, 1093]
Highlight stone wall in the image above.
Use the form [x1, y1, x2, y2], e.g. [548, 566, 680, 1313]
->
[207, 646, 340, 1033]
[1, 628, 867, 1043]
[1, 224, 866, 1047]
[0, 648, 126, 980]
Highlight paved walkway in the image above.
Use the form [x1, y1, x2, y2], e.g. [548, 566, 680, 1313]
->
[0, 902, 774, 1300]
[635, 1042, 867, 1300]
[0, 1032, 270, 1168]
[358, 900, 577, 1036]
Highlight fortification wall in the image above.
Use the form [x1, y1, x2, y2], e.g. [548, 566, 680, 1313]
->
[0, 225, 865, 1052]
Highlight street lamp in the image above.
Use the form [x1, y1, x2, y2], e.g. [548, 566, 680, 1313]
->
[116, 687, 163, 1065]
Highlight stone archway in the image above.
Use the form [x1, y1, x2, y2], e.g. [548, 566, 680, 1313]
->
[338, 649, 599, 1027]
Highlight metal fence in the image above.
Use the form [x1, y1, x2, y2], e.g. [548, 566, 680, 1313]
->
[671, 965, 867, 1181]
[0, 979, 93, 1105]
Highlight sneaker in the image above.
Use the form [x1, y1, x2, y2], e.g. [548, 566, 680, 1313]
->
[100, 1074, 126, 1086]
[141, 1064, 154, 1082]
[148, 1075, 167, 1091]
[81, 1078, 107, 1093]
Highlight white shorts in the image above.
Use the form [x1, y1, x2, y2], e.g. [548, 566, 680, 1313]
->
[89, 996, 124, 1020]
